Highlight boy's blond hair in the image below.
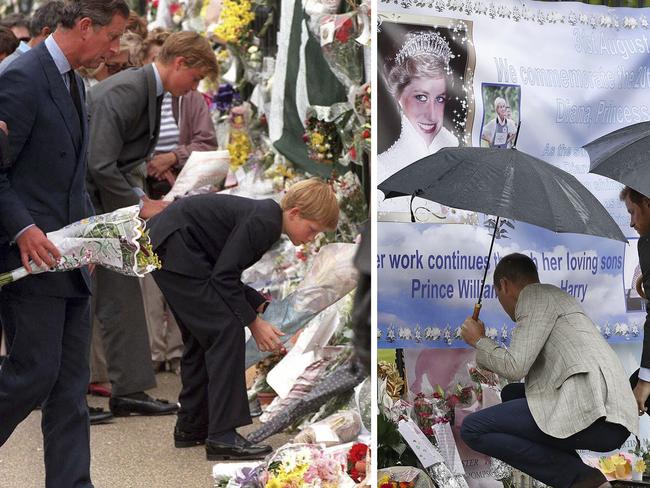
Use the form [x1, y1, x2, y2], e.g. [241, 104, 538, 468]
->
[281, 178, 339, 231]
[158, 31, 219, 79]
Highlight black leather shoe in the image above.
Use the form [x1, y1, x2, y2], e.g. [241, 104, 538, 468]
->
[109, 392, 179, 417]
[174, 426, 207, 448]
[89, 406, 114, 425]
[205, 434, 272, 461]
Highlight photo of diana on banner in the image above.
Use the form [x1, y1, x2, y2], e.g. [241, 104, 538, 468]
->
[377, 17, 476, 223]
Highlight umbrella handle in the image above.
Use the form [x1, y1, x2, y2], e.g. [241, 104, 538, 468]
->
[472, 303, 481, 321]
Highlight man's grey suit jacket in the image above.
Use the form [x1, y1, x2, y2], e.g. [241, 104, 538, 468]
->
[87, 63, 160, 213]
[476, 283, 638, 439]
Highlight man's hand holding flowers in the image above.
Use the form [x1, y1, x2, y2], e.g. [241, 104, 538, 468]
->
[139, 196, 169, 220]
[16, 225, 61, 273]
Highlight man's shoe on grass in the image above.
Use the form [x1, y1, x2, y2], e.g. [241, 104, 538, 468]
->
[205, 433, 272, 461]
[174, 426, 207, 448]
[109, 392, 179, 417]
[89, 406, 113, 425]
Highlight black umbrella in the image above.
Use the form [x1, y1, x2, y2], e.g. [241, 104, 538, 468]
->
[378, 146, 626, 319]
[583, 121, 650, 198]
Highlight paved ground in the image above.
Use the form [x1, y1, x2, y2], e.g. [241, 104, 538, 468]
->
[0, 372, 292, 487]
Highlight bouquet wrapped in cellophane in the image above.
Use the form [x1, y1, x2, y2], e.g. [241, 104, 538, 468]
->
[0, 205, 160, 287]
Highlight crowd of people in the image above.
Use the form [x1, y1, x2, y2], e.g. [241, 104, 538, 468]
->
[0, 1, 341, 486]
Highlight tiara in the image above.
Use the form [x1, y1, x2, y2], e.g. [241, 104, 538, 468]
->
[394, 31, 451, 66]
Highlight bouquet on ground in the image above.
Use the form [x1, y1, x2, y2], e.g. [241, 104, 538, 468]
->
[0, 206, 160, 287]
[595, 452, 646, 481]
[347, 442, 369, 483]
[261, 444, 346, 488]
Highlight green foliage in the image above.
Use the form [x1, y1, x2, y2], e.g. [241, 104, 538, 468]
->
[377, 412, 421, 469]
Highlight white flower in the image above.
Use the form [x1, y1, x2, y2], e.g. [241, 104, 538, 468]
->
[497, 5, 510, 19]
[425, 327, 441, 341]
[511, 6, 521, 22]
[624, 17, 638, 29]
[567, 11, 578, 25]
[474, 2, 487, 15]
[486, 327, 498, 339]
[434, 0, 446, 12]
[641, 15, 649, 28]
[488, 2, 496, 18]
[463, 0, 473, 15]
[398, 327, 412, 340]
[579, 13, 589, 25]
[455, 327, 462, 339]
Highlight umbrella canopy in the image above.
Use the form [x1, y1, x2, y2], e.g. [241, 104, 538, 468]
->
[584, 121, 650, 198]
[378, 146, 626, 243]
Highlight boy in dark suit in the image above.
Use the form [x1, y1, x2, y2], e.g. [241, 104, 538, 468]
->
[148, 179, 339, 460]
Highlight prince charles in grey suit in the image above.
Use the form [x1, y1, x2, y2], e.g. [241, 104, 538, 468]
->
[461, 253, 638, 488]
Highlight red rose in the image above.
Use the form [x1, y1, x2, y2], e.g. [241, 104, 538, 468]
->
[152, 0, 159, 7]
[362, 129, 370, 138]
[447, 394, 460, 408]
[348, 147, 357, 160]
[335, 18, 353, 43]
[348, 443, 368, 462]
[169, 3, 181, 14]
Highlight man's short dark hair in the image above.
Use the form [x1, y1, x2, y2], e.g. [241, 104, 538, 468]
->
[0, 26, 19, 56]
[59, 0, 129, 29]
[29, 1, 65, 38]
[0, 13, 30, 30]
[493, 253, 539, 289]
[620, 186, 649, 206]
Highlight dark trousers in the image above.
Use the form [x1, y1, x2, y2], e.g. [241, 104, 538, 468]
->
[153, 268, 251, 438]
[460, 383, 629, 488]
[0, 290, 92, 488]
[94, 267, 156, 396]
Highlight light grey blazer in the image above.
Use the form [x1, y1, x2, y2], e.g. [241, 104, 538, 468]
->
[476, 283, 638, 439]
[86, 64, 160, 213]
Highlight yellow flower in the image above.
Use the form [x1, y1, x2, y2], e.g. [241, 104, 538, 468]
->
[265, 480, 282, 488]
[600, 454, 631, 479]
[310, 132, 325, 146]
[635, 459, 647, 473]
